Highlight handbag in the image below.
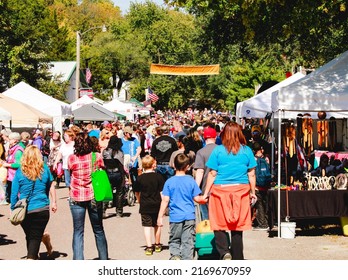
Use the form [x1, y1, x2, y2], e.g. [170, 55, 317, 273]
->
[91, 152, 113, 202]
[9, 181, 35, 226]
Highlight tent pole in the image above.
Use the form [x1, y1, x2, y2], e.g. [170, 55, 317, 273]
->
[277, 110, 282, 238]
[271, 113, 275, 176]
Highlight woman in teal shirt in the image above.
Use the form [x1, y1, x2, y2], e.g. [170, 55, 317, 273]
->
[11, 145, 57, 259]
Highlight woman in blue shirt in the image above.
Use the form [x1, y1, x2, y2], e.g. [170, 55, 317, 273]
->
[203, 122, 257, 260]
[11, 145, 57, 260]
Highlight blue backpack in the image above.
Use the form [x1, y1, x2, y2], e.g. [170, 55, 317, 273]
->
[255, 157, 272, 187]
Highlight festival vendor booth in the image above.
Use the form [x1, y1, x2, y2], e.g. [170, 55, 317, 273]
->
[0, 94, 53, 128]
[103, 98, 139, 121]
[269, 50, 348, 237]
[2, 82, 72, 133]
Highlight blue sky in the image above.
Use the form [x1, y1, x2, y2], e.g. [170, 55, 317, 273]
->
[112, 0, 165, 14]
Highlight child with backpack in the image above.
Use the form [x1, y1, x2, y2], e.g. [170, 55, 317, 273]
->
[252, 142, 272, 231]
[157, 153, 205, 260]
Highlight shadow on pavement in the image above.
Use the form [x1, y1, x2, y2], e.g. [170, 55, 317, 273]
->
[39, 251, 68, 260]
[268, 217, 343, 237]
[0, 234, 17, 246]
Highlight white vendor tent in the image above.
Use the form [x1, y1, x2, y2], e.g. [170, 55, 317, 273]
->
[236, 72, 306, 119]
[0, 107, 11, 121]
[103, 99, 137, 121]
[2, 82, 72, 133]
[237, 69, 348, 120]
[273, 50, 348, 237]
[276, 50, 348, 114]
[0, 94, 52, 127]
[71, 95, 98, 111]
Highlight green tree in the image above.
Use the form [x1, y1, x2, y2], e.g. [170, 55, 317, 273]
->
[164, 0, 348, 111]
[167, 0, 348, 66]
[85, 1, 200, 109]
[0, 0, 70, 91]
[125, 1, 200, 109]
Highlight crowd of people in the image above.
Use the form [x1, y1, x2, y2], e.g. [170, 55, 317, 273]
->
[0, 107, 275, 260]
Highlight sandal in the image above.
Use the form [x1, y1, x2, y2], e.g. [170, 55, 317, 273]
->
[154, 243, 162, 253]
[145, 247, 153, 256]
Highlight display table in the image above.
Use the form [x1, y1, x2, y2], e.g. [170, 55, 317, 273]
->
[267, 189, 348, 229]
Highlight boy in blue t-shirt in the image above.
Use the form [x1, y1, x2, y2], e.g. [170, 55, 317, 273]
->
[157, 153, 204, 260]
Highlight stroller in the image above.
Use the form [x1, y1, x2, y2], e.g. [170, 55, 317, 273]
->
[123, 174, 135, 206]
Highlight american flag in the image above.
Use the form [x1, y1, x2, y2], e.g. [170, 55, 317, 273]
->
[148, 87, 159, 103]
[86, 68, 92, 84]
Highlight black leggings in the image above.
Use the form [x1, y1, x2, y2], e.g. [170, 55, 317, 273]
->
[214, 230, 244, 260]
[5, 180, 12, 203]
[21, 210, 50, 259]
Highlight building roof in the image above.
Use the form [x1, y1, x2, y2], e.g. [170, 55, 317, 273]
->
[49, 61, 76, 81]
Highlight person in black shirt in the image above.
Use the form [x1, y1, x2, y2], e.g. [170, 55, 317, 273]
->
[151, 125, 178, 181]
[102, 135, 125, 218]
[135, 155, 165, 255]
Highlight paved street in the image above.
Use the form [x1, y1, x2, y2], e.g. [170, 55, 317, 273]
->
[1, 186, 348, 260]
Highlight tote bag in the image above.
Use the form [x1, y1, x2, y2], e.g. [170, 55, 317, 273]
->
[91, 152, 113, 202]
[9, 181, 35, 225]
[9, 198, 28, 225]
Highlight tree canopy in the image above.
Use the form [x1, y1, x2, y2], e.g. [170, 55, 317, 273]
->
[1, 0, 348, 110]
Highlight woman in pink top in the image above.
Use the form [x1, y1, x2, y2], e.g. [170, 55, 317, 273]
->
[68, 132, 108, 260]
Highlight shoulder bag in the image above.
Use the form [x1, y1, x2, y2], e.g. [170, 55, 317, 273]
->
[10, 181, 35, 226]
[91, 152, 113, 202]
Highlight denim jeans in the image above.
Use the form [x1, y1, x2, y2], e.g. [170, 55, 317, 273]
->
[64, 169, 71, 188]
[200, 203, 209, 221]
[169, 220, 196, 260]
[156, 165, 175, 181]
[107, 171, 124, 215]
[69, 198, 108, 260]
[129, 166, 139, 186]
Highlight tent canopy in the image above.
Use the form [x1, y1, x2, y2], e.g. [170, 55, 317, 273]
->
[2, 82, 72, 132]
[0, 107, 11, 121]
[277, 50, 348, 113]
[236, 72, 306, 119]
[129, 98, 144, 107]
[103, 99, 137, 121]
[72, 103, 116, 121]
[71, 95, 97, 111]
[0, 94, 52, 127]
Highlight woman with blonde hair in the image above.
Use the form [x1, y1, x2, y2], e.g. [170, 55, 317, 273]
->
[203, 121, 257, 260]
[99, 129, 111, 153]
[10, 145, 57, 259]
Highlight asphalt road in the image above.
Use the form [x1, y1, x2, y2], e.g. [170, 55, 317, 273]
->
[1, 186, 348, 260]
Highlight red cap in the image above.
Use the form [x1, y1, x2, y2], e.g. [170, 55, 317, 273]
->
[203, 127, 217, 139]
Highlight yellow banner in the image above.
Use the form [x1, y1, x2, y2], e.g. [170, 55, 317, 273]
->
[150, 63, 220, 75]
